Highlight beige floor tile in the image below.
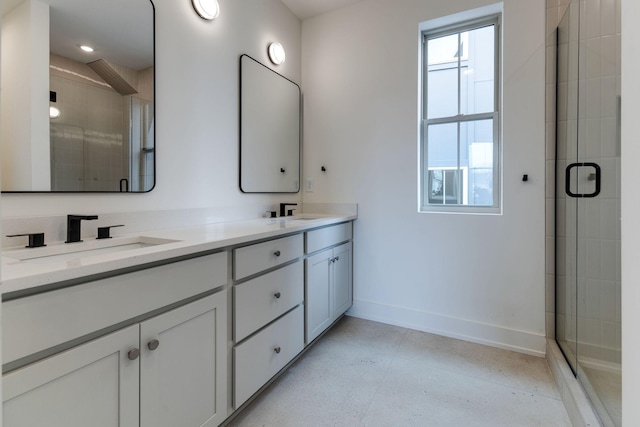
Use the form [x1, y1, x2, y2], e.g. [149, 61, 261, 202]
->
[361, 356, 571, 427]
[229, 317, 571, 427]
[322, 316, 409, 356]
[397, 329, 562, 399]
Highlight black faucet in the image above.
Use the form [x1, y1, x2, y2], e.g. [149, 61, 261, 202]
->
[279, 203, 298, 217]
[65, 215, 98, 243]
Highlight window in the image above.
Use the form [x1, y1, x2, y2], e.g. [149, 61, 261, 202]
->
[420, 16, 501, 213]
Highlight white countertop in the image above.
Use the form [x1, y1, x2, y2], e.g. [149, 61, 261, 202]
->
[1, 214, 356, 295]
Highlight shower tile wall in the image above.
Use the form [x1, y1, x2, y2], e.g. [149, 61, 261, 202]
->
[50, 70, 125, 191]
[546, 0, 621, 364]
[577, 0, 621, 365]
[48, 54, 153, 192]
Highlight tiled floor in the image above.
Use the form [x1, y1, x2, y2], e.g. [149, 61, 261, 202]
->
[229, 316, 572, 427]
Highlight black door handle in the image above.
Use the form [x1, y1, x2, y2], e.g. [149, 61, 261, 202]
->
[565, 162, 601, 198]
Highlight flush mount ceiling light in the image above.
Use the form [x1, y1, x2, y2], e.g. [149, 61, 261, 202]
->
[49, 106, 61, 119]
[80, 45, 94, 53]
[192, 0, 220, 20]
[268, 42, 286, 65]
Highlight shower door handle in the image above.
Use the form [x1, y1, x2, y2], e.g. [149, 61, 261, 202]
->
[565, 162, 601, 198]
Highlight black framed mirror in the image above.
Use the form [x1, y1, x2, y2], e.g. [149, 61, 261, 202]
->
[239, 54, 300, 193]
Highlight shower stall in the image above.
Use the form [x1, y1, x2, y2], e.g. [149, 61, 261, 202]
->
[555, 0, 621, 425]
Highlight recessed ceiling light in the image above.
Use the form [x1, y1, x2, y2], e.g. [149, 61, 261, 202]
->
[80, 45, 94, 53]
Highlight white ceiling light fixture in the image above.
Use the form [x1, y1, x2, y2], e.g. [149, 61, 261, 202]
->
[49, 106, 61, 119]
[192, 0, 220, 20]
[80, 45, 94, 53]
[268, 42, 286, 65]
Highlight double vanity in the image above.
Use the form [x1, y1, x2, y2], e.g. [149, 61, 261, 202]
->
[0, 213, 355, 426]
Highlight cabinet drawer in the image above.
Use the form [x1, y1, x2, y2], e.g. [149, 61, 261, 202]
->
[234, 305, 304, 407]
[305, 222, 352, 254]
[234, 261, 303, 342]
[3, 252, 228, 366]
[234, 234, 303, 280]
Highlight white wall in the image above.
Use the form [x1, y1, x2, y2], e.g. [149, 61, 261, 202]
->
[0, 0, 50, 191]
[621, 0, 639, 423]
[0, 0, 302, 217]
[302, 0, 547, 355]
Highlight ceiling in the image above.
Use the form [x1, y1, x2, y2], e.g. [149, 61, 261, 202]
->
[0, 0, 362, 70]
[280, 0, 363, 20]
[2, 0, 153, 70]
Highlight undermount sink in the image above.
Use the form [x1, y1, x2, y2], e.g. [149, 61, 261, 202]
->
[279, 215, 322, 221]
[3, 236, 180, 264]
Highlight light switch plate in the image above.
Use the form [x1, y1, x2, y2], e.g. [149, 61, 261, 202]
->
[305, 178, 314, 192]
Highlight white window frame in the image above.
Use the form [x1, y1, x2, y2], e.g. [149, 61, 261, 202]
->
[418, 7, 502, 215]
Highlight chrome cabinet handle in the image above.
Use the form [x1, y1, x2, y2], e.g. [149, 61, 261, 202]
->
[274, 292, 281, 299]
[127, 348, 140, 360]
[147, 339, 160, 351]
[274, 250, 281, 257]
[274, 347, 281, 354]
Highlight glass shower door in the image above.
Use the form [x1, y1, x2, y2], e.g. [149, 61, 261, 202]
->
[556, 0, 622, 425]
[555, 0, 580, 375]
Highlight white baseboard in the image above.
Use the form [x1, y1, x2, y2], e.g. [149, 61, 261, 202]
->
[348, 299, 547, 357]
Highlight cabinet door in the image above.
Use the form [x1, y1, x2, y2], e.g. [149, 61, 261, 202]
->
[3, 325, 139, 427]
[305, 249, 332, 343]
[332, 242, 353, 320]
[140, 291, 228, 427]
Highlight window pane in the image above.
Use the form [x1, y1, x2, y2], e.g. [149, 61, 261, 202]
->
[427, 123, 461, 204]
[427, 34, 459, 119]
[460, 25, 495, 115]
[427, 122, 457, 169]
[460, 119, 494, 206]
[428, 169, 462, 205]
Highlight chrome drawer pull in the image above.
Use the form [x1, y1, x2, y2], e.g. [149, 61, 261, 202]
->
[274, 346, 281, 354]
[274, 250, 281, 257]
[127, 348, 140, 360]
[274, 292, 281, 299]
[147, 339, 160, 351]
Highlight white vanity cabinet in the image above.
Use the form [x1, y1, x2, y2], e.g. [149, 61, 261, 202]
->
[1, 216, 356, 426]
[232, 234, 305, 408]
[139, 292, 227, 427]
[3, 325, 140, 427]
[2, 253, 229, 427]
[305, 223, 353, 344]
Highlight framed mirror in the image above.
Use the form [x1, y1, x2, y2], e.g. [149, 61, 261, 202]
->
[0, 0, 155, 192]
[239, 54, 300, 193]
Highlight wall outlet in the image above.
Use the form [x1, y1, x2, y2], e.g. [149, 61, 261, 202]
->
[305, 178, 314, 192]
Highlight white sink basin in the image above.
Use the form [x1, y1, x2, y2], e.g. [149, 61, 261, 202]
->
[280, 215, 322, 221]
[3, 236, 180, 264]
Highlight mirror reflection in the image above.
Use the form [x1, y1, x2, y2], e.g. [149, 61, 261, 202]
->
[0, 0, 155, 192]
[240, 55, 300, 193]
